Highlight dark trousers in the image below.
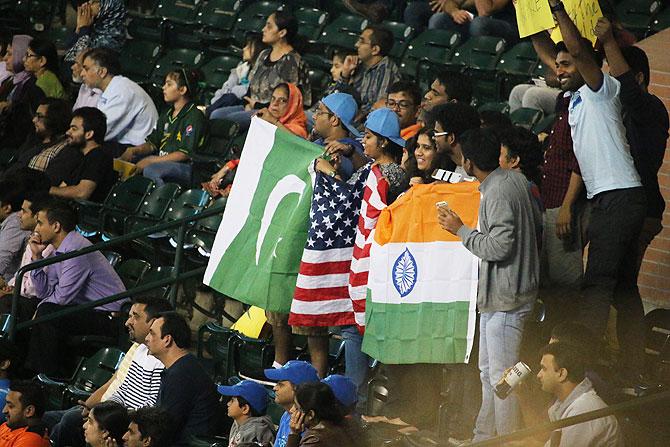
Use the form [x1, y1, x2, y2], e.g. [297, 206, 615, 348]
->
[580, 187, 646, 376]
[26, 303, 117, 376]
[44, 406, 86, 447]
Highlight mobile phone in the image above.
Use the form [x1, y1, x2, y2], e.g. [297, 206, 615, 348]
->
[436, 201, 449, 209]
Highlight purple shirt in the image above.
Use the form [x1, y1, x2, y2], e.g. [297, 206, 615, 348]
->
[31, 231, 126, 311]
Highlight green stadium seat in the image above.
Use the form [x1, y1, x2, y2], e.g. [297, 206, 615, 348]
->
[496, 41, 540, 99]
[116, 258, 152, 289]
[382, 20, 415, 62]
[198, 321, 237, 381]
[319, 13, 367, 49]
[479, 102, 511, 114]
[127, 16, 164, 43]
[295, 7, 329, 42]
[532, 113, 557, 135]
[194, 0, 245, 45]
[151, 48, 206, 87]
[42, 25, 71, 53]
[155, 0, 203, 23]
[615, 0, 664, 37]
[199, 55, 243, 94]
[128, 0, 159, 18]
[400, 29, 462, 80]
[230, 1, 284, 46]
[650, 6, 670, 34]
[307, 67, 330, 105]
[26, 0, 55, 33]
[100, 176, 155, 239]
[103, 251, 123, 268]
[142, 265, 176, 299]
[185, 197, 227, 260]
[125, 183, 183, 234]
[234, 334, 275, 379]
[119, 40, 163, 84]
[510, 107, 544, 130]
[448, 36, 507, 103]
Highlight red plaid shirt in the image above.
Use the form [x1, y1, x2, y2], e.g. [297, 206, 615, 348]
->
[540, 93, 581, 209]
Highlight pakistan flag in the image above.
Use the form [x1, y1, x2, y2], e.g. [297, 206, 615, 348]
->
[204, 117, 322, 313]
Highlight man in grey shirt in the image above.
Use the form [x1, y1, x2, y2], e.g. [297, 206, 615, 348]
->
[0, 181, 30, 284]
[438, 128, 541, 441]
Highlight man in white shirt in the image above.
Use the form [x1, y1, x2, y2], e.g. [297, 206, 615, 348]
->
[537, 342, 623, 446]
[79, 48, 158, 156]
[547, 0, 646, 381]
[70, 50, 101, 110]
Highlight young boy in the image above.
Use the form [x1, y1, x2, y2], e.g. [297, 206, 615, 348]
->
[217, 380, 276, 447]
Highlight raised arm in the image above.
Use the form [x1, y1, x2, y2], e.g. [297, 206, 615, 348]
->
[475, 0, 510, 17]
[594, 17, 630, 78]
[549, 0, 603, 90]
[531, 31, 559, 73]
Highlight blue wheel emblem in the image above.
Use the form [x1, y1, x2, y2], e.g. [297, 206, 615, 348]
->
[392, 248, 418, 298]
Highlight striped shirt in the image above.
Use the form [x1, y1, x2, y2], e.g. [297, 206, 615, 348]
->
[351, 56, 401, 114]
[104, 343, 164, 409]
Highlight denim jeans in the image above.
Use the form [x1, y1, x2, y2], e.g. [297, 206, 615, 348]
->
[403, 0, 432, 32]
[143, 161, 192, 187]
[341, 325, 370, 409]
[473, 302, 533, 441]
[429, 13, 518, 43]
[209, 105, 254, 132]
[47, 405, 86, 447]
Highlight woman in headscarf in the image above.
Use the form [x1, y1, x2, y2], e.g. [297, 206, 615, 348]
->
[64, 0, 126, 63]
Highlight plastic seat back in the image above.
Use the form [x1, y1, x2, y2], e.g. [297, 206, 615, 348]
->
[120, 40, 163, 82]
[156, 0, 203, 23]
[510, 107, 544, 130]
[152, 48, 206, 86]
[295, 7, 329, 42]
[115, 259, 152, 289]
[72, 347, 125, 393]
[401, 29, 461, 78]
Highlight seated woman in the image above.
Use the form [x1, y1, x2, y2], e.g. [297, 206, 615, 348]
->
[288, 382, 364, 447]
[209, 10, 311, 131]
[64, 0, 126, 63]
[23, 38, 65, 99]
[204, 82, 306, 196]
[403, 127, 456, 187]
[123, 69, 209, 187]
[83, 401, 129, 447]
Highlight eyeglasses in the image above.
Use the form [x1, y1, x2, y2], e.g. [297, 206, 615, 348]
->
[313, 108, 333, 118]
[386, 99, 414, 110]
[24, 53, 40, 59]
[34, 113, 47, 120]
[432, 131, 450, 138]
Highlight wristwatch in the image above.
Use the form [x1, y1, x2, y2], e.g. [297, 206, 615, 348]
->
[550, 1, 565, 13]
[328, 170, 337, 178]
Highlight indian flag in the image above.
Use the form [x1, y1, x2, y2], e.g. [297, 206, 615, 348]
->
[362, 181, 481, 364]
[204, 117, 323, 313]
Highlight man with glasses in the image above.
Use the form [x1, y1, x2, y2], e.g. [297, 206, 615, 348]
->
[340, 25, 400, 117]
[430, 102, 481, 177]
[45, 296, 172, 447]
[385, 80, 422, 140]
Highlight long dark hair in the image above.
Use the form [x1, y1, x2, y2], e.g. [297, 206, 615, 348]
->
[272, 10, 299, 47]
[295, 382, 346, 426]
[404, 128, 456, 183]
[89, 401, 129, 444]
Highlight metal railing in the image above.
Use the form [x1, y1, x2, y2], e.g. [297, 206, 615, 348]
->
[469, 389, 670, 446]
[7, 204, 225, 341]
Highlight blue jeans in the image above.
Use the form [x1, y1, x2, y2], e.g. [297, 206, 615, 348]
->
[209, 105, 254, 132]
[429, 13, 518, 43]
[341, 325, 370, 409]
[473, 302, 533, 441]
[143, 161, 192, 187]
[46, 406, 86, 447]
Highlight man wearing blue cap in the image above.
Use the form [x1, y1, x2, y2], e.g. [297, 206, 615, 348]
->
[264, 361, 319, 447]
[312, 92, 367, 182]
[217, 380, 275, 447]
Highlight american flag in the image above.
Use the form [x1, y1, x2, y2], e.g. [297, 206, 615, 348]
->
[289, 163, 371, 327]
[349, 165, 389, 333]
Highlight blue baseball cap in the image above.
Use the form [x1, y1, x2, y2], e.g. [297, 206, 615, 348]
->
[264, 360, 319, 385]
[321, 92, 361, 138]
[322, 375, 357, 408]
[364, 107, 406, 148]
[217, 380, 270, 414]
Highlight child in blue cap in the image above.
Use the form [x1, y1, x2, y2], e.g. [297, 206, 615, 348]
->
[218, 380, 276, 447]
[264, 361, 319, 447]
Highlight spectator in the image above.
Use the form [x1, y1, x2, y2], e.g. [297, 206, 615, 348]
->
[404, 127, 456, 186]
[0, 381, 49, 446]
[0, 193, 52, 309]
[49, 107, 118, 202]
[0, 339, 18, 424]
[438, 128, 541, 441]
[0, 35, 45, 152]
[25, 200, 126, 375]
[430, 102, 481, 175]
[548, 4, 646, 381]
[80, 48, 158, 152]
[23, 38, 64, 99]
[0, 33, 13, 97]
[264, 360, 319, 447]
[64, 0, 127, 63]
[421, 71, 473, 121]
[145, 312, 220, 445]
[342, 0, 391, 23]
[82, 401, 129, 447]
[594, 18, 670, 287]
[207, 32, 268, 117]
[71, 51, 102, 110]
[340, 25, 401, 116]
[537, 342, 623, 446]
[429, 0, 518, 43]
[210, 11, 312, 130]
[508, 77, 561, 116]
[122, 407, 176, 447]
[122, 69, 209, 187]
[386, 80, 422, 140]
[255, 83, 308, 138]
[46, 296, 171, 447]
[217, 380, 276, 446]
[287, 382, 364, 447]
[497, 125, 544, 210]
[0, 181, 30, 282]
[321, 375, 358, 416]
[362, 108, 406, 201]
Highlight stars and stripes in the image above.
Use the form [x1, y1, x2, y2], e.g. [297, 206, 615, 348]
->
[289, 163, 371, 327]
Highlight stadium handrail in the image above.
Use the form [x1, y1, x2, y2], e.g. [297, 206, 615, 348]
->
[468, 389, 670, 446]
[7, 203, 226, 341]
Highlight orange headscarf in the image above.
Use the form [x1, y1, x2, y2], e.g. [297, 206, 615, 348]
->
[278, 83, 308, 139]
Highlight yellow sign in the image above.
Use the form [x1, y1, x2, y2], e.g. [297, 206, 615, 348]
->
[514, 0, 555, 38]
[551, 0, 603, 44]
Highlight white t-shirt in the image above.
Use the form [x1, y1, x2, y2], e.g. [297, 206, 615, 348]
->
[98, 75, 159, 146]
[568, 73, 641, 199]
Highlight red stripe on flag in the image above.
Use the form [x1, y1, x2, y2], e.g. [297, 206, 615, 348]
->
[293, 286, 350, 302]
[289, 311, 356, 327]
[298, 260, 351, 276]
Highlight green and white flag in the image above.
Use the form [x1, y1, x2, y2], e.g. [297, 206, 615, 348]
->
[204, 118, 322, 313]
